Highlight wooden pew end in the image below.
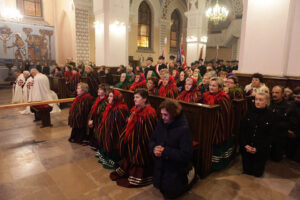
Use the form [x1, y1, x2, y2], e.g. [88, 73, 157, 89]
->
[31, 105, 53, 128]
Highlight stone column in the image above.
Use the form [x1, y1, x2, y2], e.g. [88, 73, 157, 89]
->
[185, 0, 208, 65]
[239, 0, 299, 76]
[93, 0, 129, 66]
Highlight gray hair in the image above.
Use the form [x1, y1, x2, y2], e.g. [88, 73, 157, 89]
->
[210, 77, 224, 88]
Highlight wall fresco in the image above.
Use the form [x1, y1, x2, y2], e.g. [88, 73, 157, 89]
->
[0, 20, 55, 66]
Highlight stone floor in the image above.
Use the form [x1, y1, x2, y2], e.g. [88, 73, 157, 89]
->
[0, 88, 299, 200]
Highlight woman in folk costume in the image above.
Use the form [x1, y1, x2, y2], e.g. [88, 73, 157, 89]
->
[85, 65, 100, 98]
[68, 82, 94, 144]
[177, 71, 188, 93]
[171, 69, 180, 82]
[192, 71, 202, 85]
[88, 84, 108, 149]
[63, 65, 73, 84]
[129, 73, 147, 91]
[98, 89, 129, 169]
[202, 77, 233, 170]
[116, 73, 131, 90]
[147, 77, 159, 95]
[198, 73, 211, 94]
[159, 69, 179, 99]
[69, 68, 82, 96]
[110, 89, 157, 187]
[178, 77, 202, 103]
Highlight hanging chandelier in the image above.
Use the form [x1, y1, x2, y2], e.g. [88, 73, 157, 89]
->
[205, 0, 229, 25]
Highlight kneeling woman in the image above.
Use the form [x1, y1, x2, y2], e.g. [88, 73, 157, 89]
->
[98, 89, 129, 169]
[178, 77, 201, 103]
[240, 92, 273, 177]
[110, 89, 157, 187]
[149, 100, 196, 199]
[68, 82, 94, 144]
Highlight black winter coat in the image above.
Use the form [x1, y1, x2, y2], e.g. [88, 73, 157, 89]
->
[269, 100, 289, 142]
[148, 111, 193, 194]
[240, 107, 274, 155]
[287, 101, 300, 138]
[144, 66, 158, 78]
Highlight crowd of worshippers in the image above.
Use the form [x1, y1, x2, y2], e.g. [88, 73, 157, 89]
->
[11, 56, 299, 198]
[66, 56, 300, 198]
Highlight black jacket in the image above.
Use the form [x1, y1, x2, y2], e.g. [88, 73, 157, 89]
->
[144, 65, 158, 78]
[198, 65, 206, 76]
[149, 111, 193, 194]
[177, 80, 185, 93]
[42, 66, 50, 75]
[240, 107, 274, 155]
[269, 100, 289, 141]
[105, 73, 114, 85]
[287, 101, 300, 139]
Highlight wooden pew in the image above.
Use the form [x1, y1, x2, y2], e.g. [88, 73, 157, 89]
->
[49, 74, 120, 99]
[236, 73, 300, 90]
[231, 99, 248, 150]
[49, 77, 68, 99]
[116, 88, 220, 178]
[112, 74, 121, 85]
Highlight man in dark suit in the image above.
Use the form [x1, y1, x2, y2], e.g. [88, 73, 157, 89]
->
[144, 57, 158, 78]
[198, 58, 207, 76]
[156, 56, 167, 77]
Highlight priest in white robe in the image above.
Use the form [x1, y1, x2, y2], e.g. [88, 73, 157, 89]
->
[30, 69, 61, 113]
[12, 70, 25, 103]
[20, 71, 33, 114]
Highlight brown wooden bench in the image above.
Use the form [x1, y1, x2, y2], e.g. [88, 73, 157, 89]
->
[231, 98, 248, 154]
[31, 105, 53, 128]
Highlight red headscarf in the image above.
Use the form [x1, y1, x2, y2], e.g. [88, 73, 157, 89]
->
[70, 72, 81, 80]
[203, 90, 229, 105]
[102, 90, 128, 122]
[70, 92, 93, 113]
[129, 73, 146, 91]
[90, 96, 106, 115]
[178, 78, 199, 102]
[159, 75, 177, 97]
[124, 105, 156, 143]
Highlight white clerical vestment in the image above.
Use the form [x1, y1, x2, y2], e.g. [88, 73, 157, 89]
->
[12, 74, 25, 103]
[31, 73, 61, 113]
[20, 76, 33, 114]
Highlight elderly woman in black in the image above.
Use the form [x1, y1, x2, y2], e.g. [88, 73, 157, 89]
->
[149, 100, 196, 199]
[240, 92, 273, 177]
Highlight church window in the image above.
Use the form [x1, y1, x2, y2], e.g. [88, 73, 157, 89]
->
[17, 0, 42, 17]
[137, 1, 151, 48]
[170, 10, 181, 52]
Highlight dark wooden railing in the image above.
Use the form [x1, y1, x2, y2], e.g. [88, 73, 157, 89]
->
[236, 73, 300, 90]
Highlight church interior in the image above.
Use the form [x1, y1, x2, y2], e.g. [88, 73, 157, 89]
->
[0, 0, 300, 199]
